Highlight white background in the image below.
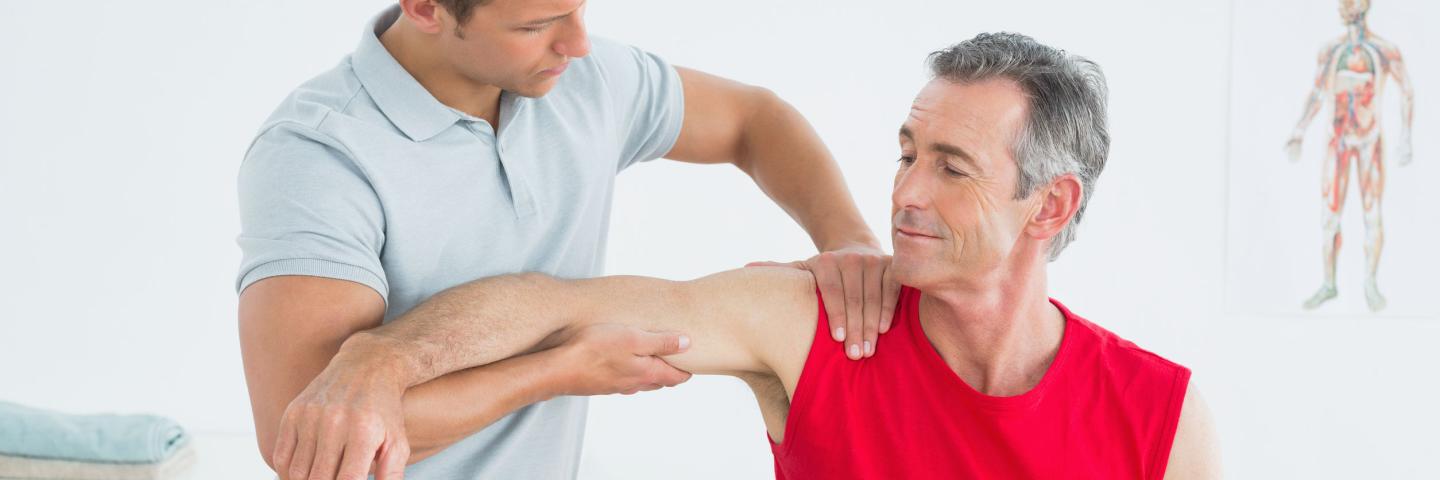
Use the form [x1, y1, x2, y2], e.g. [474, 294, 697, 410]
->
[0, 1, 1436, 479]
[1225, 0, 1437, 317]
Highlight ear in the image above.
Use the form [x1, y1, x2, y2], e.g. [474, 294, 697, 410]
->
[1024, 173, 1083, 242]
[398, 0, 449, 35]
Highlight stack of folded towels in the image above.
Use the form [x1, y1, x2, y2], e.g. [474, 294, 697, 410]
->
[0, 401, 194, 480]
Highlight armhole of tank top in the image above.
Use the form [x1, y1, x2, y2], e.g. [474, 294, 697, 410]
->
[1148, 366, 1193, 480]
[773, 287, 834, 453]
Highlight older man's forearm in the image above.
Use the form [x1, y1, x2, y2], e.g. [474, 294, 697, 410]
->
[400, 347, 572, 463]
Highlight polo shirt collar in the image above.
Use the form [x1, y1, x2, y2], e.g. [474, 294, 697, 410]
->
[352, 5, 461, 142]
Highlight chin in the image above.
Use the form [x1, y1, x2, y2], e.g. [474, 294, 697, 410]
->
[512, 77, 560, 98]
[889, 255, 936, 289]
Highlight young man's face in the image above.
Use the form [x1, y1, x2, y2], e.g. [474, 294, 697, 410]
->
[437, 0, 590, 97]
[890, 78, 1039, 291]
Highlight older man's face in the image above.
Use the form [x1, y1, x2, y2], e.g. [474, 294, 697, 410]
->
[890, 78, 1038, 289]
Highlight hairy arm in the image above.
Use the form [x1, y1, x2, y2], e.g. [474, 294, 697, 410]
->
[239, 276, 573, 473]
[365, 267, 819, 387]
[259, 268, 817, 480]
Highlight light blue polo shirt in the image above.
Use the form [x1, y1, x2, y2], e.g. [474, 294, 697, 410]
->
[235, 5, 684, 479]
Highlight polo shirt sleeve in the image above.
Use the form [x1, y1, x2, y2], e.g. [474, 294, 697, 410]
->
[234, 123, 389, 303]
[589, 38, 686, 171]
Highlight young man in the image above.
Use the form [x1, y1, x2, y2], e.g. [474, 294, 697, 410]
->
[237, 0, 896, 479]
[280, 33, 1222, 479]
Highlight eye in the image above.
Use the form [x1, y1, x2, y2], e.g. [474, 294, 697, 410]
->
[519, 23, 551, 33]
[897, 155, 916, 166]
[942, 165, 969, 178]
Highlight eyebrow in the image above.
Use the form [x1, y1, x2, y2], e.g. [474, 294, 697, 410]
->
[899, 126, 982, 173]
[521, 12, 571, 26]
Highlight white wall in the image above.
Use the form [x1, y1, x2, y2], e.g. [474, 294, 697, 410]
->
[0, 1, 1434, 478]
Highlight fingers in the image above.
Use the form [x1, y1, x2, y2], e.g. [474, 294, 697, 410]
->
[879, 260, 900, 335]
[813, 254, 848, 347]
[636, 330, 691, 357]
[335, 422, 385, 480]
[861, 256, 883, 358]
[839, 254, 865, 360]
[649, 359, 693, 387]
[306, 413, 348, 480]
[374, 436, 409, 480]
[286, 408, 321, 480]
[272, 406, 299, 478]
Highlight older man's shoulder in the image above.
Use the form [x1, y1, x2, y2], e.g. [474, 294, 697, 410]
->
[1054, 302, 1191, 385]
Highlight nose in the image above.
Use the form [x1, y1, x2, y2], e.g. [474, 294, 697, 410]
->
[554, 14, 591, 59]
[891, 159, 932, 214]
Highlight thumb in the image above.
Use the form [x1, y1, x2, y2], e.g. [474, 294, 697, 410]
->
[638, 331, 691, 356]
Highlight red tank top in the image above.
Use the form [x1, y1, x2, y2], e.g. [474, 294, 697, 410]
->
[769, 287, 1190, 479]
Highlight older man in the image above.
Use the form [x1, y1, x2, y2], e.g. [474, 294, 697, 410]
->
[285, 33, 1221, 479]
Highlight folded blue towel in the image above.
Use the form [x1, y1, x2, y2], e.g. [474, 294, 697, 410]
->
[0, 401, 189, 464]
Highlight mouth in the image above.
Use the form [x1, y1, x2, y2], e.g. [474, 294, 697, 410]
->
[894, 226, 940, 240]
[541, 62, 570, 76]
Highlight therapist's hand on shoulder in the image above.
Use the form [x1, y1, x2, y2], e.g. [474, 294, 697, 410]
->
[749, 243, 898, 360]
[270, 325, 691, 480]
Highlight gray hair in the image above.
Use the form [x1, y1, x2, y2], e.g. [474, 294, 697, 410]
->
[927, 32, 1110, 261]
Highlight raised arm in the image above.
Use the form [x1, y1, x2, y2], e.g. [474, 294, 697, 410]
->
[367, 266, 818, 382]
[273, 267, 817, 480]
[241, 276, 666, 480]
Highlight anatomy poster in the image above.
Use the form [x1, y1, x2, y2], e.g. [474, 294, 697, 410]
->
[1225, 0, 1437, 317]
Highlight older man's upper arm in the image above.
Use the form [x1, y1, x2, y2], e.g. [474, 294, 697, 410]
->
[564, 267, 818, 379]
[237, 275, 386, 467]
[1163, 384, 1223, 480]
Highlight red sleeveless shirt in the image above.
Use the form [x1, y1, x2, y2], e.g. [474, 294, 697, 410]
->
[769, 287, 1190, 479]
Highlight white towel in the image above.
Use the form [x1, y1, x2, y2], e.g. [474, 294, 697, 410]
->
[0, 442, 195, 480]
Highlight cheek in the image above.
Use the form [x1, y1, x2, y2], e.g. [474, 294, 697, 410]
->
[940, 187, 1020, 260]
[468, 34, 540, 72]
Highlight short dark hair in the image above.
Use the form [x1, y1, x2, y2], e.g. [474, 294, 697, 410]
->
[435, 0, 495, 30]
[927, 32, 1110, 261]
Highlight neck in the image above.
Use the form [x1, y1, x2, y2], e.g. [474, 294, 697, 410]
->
[1346, 19, 1367, 41]
[917, 251, 1066, 397]
[379, 16, 504, 125]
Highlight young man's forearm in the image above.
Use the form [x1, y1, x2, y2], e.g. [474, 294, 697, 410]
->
[400, 346, 572, 463]
[276, 273, 701, 473]
[348, 269, 775, 394]
[348, 273, 577, 391]
[736, 92, 879, 252]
